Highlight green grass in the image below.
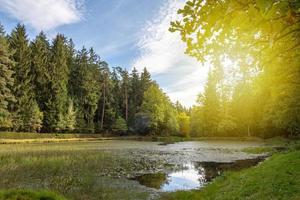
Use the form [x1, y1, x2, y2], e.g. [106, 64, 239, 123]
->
[0, 132, 104, 139]
[242, 146, 274, 154]
[0, 189, 65, 200]
[0, 141, 156, 200]
[160, 149, 300, 200]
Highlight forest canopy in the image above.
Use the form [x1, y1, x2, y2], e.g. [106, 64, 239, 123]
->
[0, 23, 187, 136]
[170, 0, 300, 137]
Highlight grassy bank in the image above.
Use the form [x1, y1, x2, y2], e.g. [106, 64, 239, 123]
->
[0, 132, 105, 139]
[0, 132, 268, 145]
[0, 189, 65, 200]
[161, 143, 300, 200]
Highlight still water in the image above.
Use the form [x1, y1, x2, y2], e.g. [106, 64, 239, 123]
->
[133, 156, 265, 192]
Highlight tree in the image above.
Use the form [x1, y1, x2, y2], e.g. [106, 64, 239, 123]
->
[70, 47, 101, 132]
[45, 34, 69, 131]
[64, 99, 76, 132]
[140, 67, 152, 102]
[129, 67, 140, 122]
[0, 24, 15, 129]
[95, 61, 116, 131]
[120, 69, 129, 122]
[112, 116, 128, 133]
[177, 112, 190, 137]
[200, 68, 220, 136]
[171, 0, 300, 137]
[9, 24, 42, 131]
[140, 84, 179, 135]
[26, 101, 43, 132]
[30, 32, 50, 111]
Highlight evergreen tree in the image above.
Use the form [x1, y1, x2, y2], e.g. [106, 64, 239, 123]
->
[70, 47, 101, 132]
[120, 69, 129, 122]
[45, 34, 69, 131]
[64, 99, 76, 132]
[95, 61, 116, 131]
[112, 116, 128, 133]
[0, 24, 15, 129]
[9, 24, 42, 131]
[30, 32, 50, 111]
[111, 67, 122, 117]
[129, 67, 140, 124]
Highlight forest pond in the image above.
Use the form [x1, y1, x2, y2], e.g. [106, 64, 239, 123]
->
[0, 140, 271, 199]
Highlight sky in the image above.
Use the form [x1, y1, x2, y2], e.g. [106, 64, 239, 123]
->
[0, 0, 209, 107]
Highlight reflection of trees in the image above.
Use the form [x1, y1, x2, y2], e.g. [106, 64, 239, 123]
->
[196, 162, 224, 182]
[196, 157, 265, 182]
[134, 173, 168, 189]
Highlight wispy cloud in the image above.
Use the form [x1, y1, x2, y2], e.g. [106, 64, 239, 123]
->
[0, 0, 85, 31]
[132, 0, 208, 107]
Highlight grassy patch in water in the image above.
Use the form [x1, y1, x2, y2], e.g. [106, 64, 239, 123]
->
[0, 189, 65, 200]
[0, 143, 157, 200]
[160, 149, 300, 200]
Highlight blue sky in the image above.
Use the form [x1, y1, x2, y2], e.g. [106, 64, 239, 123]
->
[0, 0, 208, 107]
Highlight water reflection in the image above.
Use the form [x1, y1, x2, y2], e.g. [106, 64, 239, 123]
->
[132, 157, 265, 192]
[161, 163, 205, 191]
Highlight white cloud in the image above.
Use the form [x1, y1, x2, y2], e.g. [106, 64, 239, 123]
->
[0, 0, 84, 31]
[132, 0, 208, 107]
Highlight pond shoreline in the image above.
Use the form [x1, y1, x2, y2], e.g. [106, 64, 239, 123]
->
[0, 132, 277, 145]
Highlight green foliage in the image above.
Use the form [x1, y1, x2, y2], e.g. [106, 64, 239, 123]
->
[177, 112, 190, 137]
[44, 34, 69, 132]
[30, 32, 50, 111]
[0, 24, 14, 129]
[8, 24, 43, 132]
[69, 47, 101, 132]
[140, 84, 179, 135]
[112, 116, 128, 133]
[1, 23, 184, 135]
[64, 99, 76, 132]
[172, 0, 300, 137]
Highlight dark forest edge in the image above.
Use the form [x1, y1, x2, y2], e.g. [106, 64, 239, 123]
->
[0, 23, 190, 137]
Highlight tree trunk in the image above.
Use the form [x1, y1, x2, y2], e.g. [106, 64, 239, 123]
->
[100, 82, 106, 130]
[247, 124, 251, 137]
[125, 86, 128, 121]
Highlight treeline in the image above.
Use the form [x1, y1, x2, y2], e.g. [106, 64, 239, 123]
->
[0, 23, 188, 135]
[172, 0, 300, 138]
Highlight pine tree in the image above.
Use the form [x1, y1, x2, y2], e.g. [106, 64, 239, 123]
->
[45, 34, 69, 131]
[9, 24, 42, 131]
[120, 69, 129, 122]
[96, 61, 115, 131]
[64, 99, 76, 131]
[112, 116, 128, 133]
[140, 67, 152, 102]
[0, 24, 15, 129]
[111, 67, 122, 117]
[129, 67, 140, 123]
[70, 47, 101, 132]
[30, 32, 50, 111]
[200, 68, 220, 136]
